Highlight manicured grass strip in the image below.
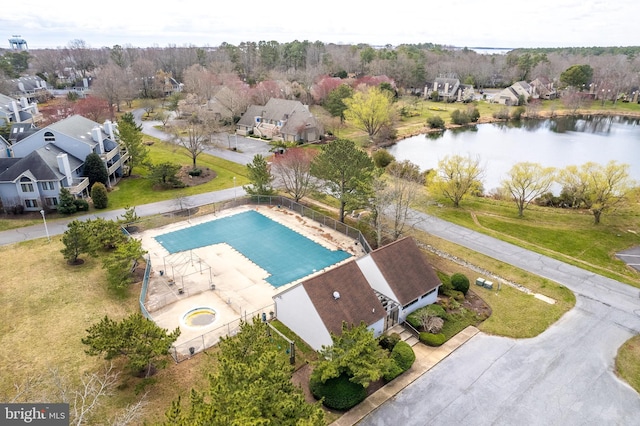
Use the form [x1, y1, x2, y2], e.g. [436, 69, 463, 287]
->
[616, 335, 640, 393]
[418, 194, 640, 286]
[410, 229, 576, 338]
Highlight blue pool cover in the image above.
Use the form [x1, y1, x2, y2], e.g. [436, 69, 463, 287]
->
[154, 210, 352, 287]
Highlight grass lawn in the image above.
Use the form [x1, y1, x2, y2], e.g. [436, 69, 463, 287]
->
[107, 139, 249, 209]
[417, 195, 640, 286]
[0, 139, 250, 232]
[616, 335, 640, 393]
[412, 230, 576, 338]
[0, 237, 212, 424]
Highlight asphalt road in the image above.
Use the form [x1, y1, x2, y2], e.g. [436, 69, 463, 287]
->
[132, 109, 273, 165]
[360, 211, 640, 425]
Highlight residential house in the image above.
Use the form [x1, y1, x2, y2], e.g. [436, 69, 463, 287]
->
[491, 81, 533, 105]
[0, 145, 84, 212]
[0, 123, 38, 158]
[0, 135, 10, 158]
[274, 237, 441, 350]
[0, 115, 129, 212]
[204, 87, 234, 123]
[0, 93, 42, 126]
[236, 98, 322, 143]
[530, 77, 557, 100]
[424, 77, 475, 102]
[6, 76, 50, 103]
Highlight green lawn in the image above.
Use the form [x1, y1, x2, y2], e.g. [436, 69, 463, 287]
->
[616, 335, 640, 393]
[417, 194, 640, 286]
[415, 230, 576, 338]
[107, 140, 249, 209]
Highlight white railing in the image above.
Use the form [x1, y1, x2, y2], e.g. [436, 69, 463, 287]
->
[67, 178, 89, 195]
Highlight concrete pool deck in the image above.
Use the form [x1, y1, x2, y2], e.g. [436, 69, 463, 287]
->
[135, 204, 362, 355]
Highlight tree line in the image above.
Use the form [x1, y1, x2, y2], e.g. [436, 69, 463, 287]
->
[4, 39, 640, 101]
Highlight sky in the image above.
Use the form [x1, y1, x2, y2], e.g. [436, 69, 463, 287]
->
[3, 0, 640, 50]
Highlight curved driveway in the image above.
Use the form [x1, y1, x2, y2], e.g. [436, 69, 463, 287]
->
[360, 211, 640, 425]
[132, 109, 272, 165]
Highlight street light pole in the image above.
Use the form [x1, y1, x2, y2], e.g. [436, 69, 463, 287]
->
[233, 176, 236, 201]
[40, 209, 50, 242]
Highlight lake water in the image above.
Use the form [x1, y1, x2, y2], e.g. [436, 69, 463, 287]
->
[388, 116, 640, 192]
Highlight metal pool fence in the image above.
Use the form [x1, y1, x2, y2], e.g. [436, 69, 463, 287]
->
[168, 304, 275, 362]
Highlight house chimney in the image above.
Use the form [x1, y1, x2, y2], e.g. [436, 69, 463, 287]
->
[11, 100, 21, 123]
[18, 82, 25, 93]
[433, 82, 437, 91]
[56, 153, 73, 186]
[444, 82, 449, 95]
[20, 97, 28, 108]
[103, 120, 116, 140]
[91, 126, 104, 153]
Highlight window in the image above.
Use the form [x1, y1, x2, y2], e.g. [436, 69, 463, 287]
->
[42, 181, 55, 190]
[45, 197, 58, 206]
[24, 199, 38, 208]
[20, 183, 34, 192]
[44, 131, 55, 142]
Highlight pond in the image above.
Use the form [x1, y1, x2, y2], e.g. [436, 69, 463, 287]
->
[388, 115, 640, 192]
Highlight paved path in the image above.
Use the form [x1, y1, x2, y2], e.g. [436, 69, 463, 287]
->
[359, 210, 640, 425]
[132, 109, 273, 165]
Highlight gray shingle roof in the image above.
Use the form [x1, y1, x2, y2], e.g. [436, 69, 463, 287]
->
[0, 144, 81, 182]
[47, 115, 103, 144]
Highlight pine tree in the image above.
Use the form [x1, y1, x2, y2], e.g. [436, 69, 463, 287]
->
[57, 187, 77, 214]
[91, 182, 108, 209]
[310, 138, 375, 222]
[162, 318, 325, 425]
[244, 154, 275, 196]
[60, 220, 91, 264]
[84, 152, 108, 189]
[117, 114, 148, 175]
[82, 313, 180, 377]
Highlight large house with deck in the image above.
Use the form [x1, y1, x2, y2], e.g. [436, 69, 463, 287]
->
[0, 115, 129, 212]
[236, 98, 322, 143]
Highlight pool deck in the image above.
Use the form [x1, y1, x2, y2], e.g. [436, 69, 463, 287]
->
[135, 205, 362, 354]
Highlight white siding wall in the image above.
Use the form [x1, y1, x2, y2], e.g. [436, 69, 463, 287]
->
[399, 288, 439, 322]
[369, 318, 385, 338]
[13, 130, 95, 160]
[275, 285, 332, 351]
[355, 255, 396, 300]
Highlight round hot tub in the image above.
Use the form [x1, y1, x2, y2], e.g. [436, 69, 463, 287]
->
[181, 307, 217, 328]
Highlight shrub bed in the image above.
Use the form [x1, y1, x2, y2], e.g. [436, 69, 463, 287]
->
[419, 332, 446, 347]
[309, 374, 367, 411]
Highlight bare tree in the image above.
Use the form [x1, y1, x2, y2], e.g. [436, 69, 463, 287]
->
[8, 363, 146, 426]
[271, 147, 318, 201]
[92, 63, 128, 118]
[170, 108, 216, 169]
[65, 39, 96, 78]
[182, 64, 220, 103]
[370, 160, 424, 246]
[131, 58, 156, 98]
[214, 74, 251, 119]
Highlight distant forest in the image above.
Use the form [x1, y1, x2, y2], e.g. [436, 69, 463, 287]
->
[2, 39, 640, 100]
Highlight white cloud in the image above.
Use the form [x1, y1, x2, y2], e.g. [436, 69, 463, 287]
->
[3, 0, 640, 49]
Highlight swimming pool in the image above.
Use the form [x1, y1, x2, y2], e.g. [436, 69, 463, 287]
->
[154, 210, 352, 287]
